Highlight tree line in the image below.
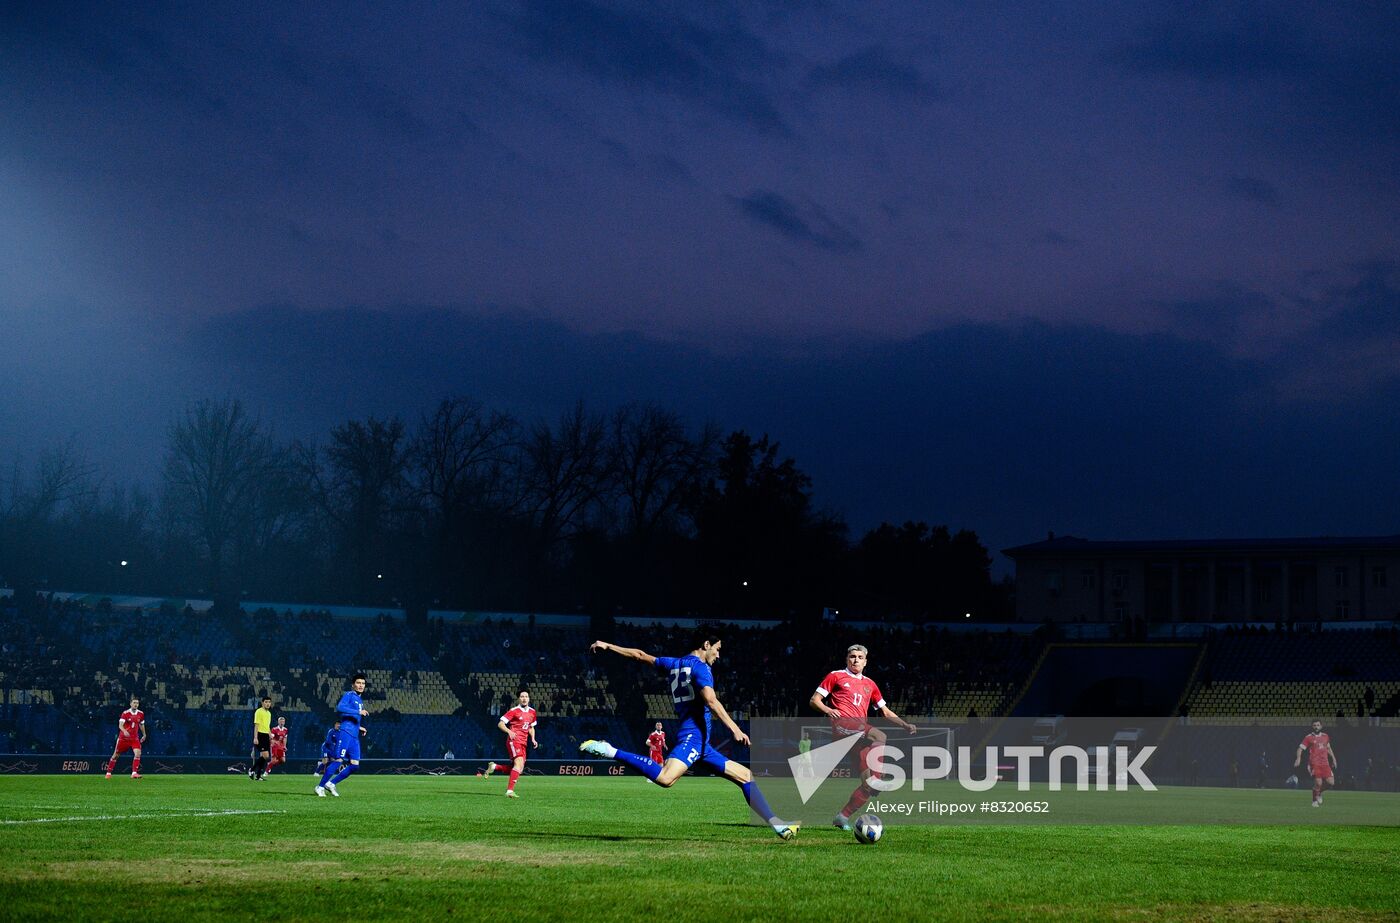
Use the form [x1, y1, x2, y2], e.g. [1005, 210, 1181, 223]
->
[0, 397, 1008, 621]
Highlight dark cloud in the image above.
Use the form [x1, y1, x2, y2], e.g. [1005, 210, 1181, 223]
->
[1118, 16, 1311, 79]
[1116, 5, 1400, 145]
[647, 152, 695, 182]
[1040, 230, 1078, 248]
[732, 190, 862, 252]
[3, 0, 1399, 567]
[807, 45, 935, 99]
[1296, 261, 1400, 348]
[1152, 263, 1400, 397]
[1155, 285, 1274, 347]
[13, 303, 1400, 568]
[500, 0, 789, 134]
[1223, 175, 1278, 206]
[1, 4, 229, 115]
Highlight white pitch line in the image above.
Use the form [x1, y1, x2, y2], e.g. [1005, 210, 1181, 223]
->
[2, 809, 285, 825]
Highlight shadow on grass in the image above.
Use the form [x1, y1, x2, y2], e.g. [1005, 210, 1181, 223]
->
[505, 829, 682, 844]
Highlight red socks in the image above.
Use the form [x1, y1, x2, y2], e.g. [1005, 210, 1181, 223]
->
[131, 756, 140, 773]
[840, 782, 873, 818]
[507, 769, 520, 792]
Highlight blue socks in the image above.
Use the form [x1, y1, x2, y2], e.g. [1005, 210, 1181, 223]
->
[320, 762, 356, 787]
[608, 747, 781, 830]
[329, 762, 358, 786]
[739, 779, 780, 826]
[612, 749, 663, 782]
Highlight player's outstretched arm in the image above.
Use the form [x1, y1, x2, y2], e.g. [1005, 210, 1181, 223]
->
[589, 640, 656, 665]
[879, 704, 917, 734]
[1293, 745, 1304, 768]
[700, 686, 749, 747]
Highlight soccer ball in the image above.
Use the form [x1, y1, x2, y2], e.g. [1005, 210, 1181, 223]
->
[853, 813, 883, 844]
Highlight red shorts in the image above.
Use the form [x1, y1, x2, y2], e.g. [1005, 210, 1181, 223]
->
[507, 739, 529, 761]
[115, 737, 141, 754]
[1310, 763, 1333, 782]
[270, 747, 286, 761]
[831, 716, 872, 739]
[650, 750, 665, 764]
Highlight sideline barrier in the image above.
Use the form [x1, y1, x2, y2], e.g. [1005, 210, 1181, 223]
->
[0, 756, 646, 776]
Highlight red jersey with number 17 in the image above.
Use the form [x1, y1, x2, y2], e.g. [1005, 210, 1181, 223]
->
[1300, 732, 1331, 766]
[815, 670, 885, 718]
[501, 706, 537, 742]
[118, 709, 144, 740]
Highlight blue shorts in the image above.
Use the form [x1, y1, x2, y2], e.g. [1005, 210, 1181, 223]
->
[669, 720, 728, 774]
[332, 726, 361, 762]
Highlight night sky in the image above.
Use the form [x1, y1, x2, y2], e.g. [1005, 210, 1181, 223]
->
[3, 2, 1399, 566]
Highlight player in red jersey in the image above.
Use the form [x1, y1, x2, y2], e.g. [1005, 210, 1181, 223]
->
[646, 722, 666, 764]
[267, 716, 290, 775]
[809, 644, 916, 830]
[1293, 719, 1338, 807]
[104, 696, 147, 780]
[483, 691, 538, 797]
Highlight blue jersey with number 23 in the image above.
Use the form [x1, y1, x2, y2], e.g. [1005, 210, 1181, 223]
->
[654, 654, 713, 733]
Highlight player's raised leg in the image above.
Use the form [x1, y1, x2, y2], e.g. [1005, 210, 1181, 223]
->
[717, 754, 799, 840]
[580, 738, 667, 783]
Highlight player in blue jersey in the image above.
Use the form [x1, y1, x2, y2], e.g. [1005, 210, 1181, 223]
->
[313, 722, 351, 777]
[316, 672, 368, 797]
[580, 634, 798, 840]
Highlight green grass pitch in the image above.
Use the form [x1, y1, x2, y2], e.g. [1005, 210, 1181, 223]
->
[1, 774, 1398, 921]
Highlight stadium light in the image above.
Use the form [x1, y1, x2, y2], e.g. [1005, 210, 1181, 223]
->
[120, 560, 128, 567]
[377, 573, 383, 580]
[964, 612, 972, 619]
[742, 580, 749, 586]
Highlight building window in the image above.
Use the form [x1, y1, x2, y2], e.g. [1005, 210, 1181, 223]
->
[1257, 580, 1271, 604]
[1080, 569, 1097, 590]
[1113, 603, 1128, 621]
[1334, 566, 1349, 589]
[1046, 571, 1061, 600]
[1335, 599, 1350, 619]
[1111, 569, 1127, 592]
[1372, 566, 1387, 589]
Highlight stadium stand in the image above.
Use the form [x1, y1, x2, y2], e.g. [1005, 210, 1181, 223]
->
[1182, 626, 1400, 722]
[3, 589, 1398, 765]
